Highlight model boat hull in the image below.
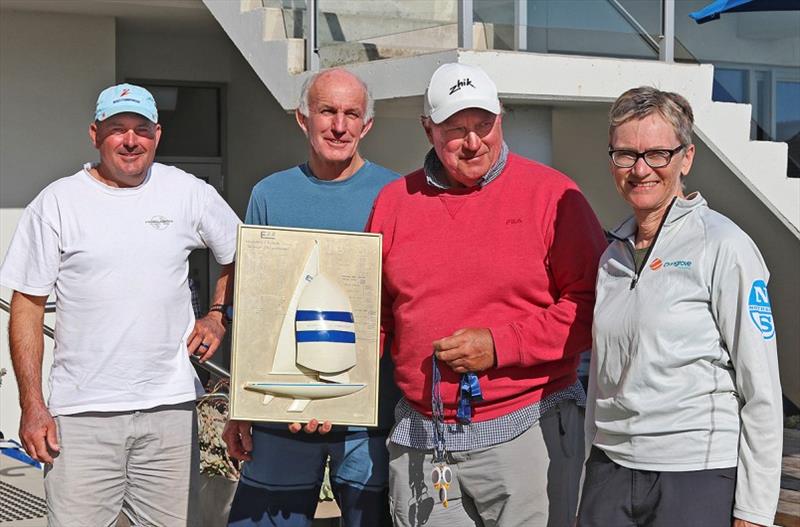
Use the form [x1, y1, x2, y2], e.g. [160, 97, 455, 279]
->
[244, 382, 365, 399]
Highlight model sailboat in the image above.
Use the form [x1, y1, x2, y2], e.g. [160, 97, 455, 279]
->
[244, 242, 366, 412]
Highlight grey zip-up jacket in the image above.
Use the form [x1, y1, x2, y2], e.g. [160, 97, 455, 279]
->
[586, 193, 782, 525]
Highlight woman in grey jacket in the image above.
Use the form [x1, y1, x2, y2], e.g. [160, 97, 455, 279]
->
[578, 87, 782, 527]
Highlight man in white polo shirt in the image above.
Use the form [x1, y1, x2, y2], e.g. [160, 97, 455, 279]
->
[0, 83, 241, 525]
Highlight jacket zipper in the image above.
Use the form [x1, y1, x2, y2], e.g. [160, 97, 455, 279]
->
[624, 197, 677, 290]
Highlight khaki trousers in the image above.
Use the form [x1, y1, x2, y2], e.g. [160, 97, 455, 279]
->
[388, 399, 584, 527]
[44, 401, 199, 527]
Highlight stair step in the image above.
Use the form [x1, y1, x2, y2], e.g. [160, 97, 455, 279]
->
[696, 101, 754, 148]
[255, 6, 460, 45]
[318, 42, 442, 68]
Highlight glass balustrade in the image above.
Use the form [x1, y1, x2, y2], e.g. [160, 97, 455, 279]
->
[473, 0, 659, 60]
[299, 0, 664, 68]
[312, 0, 459, 68]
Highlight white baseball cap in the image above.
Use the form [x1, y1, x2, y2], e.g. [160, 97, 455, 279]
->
[424, 63, 500, 124]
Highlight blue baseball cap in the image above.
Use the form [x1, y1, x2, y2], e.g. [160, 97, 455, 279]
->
[95, 83, 158, 123]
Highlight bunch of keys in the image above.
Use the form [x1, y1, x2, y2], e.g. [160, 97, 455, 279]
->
[431, 461, 452, 507]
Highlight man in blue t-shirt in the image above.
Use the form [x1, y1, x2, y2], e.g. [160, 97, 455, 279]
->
[223, 69, 399, 527]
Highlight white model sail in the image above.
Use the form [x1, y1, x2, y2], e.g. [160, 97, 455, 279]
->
[244, 239, 365, 411]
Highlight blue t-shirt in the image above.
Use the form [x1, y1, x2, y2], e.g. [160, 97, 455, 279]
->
[246, 160, 401, 431]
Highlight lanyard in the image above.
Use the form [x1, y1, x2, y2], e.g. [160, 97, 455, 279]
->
[431, 354, 485, 457]
[431, 352, 447, 463]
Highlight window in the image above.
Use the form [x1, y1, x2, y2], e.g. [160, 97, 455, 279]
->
[140, 84, 221, 158]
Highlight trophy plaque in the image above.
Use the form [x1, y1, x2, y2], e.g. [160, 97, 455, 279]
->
[229, 225, 382, 427]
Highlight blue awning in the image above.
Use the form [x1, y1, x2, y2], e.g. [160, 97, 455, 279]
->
[690, 0, 800, 24]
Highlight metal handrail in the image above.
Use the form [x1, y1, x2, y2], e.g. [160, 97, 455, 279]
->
[306, 0, 319, 71]
[459, 0, 474, 49]
[606, 0, 661, 55]
[193, 356, 230, 379]
[0, 297, 230, 379]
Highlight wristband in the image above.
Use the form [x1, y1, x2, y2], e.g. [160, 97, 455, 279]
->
[208, 304, 232, 323]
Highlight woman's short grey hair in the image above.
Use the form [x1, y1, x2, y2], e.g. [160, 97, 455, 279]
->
[297, 69, 374, 123]
[609, 86, 694, 146]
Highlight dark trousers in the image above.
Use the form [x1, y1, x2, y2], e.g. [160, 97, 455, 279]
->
[577, 446, 736, 527]
[227, 482, 391, 527]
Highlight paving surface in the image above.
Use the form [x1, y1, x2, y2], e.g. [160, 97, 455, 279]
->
[0, 454, 46, 527]
[778, 428, 800, 527]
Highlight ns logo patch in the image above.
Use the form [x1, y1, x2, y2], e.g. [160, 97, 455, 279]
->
[748, 280, 774, 340]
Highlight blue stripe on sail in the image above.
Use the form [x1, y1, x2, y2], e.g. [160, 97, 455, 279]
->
[296, 330, 356, 343]
[295, 310, 354, 323]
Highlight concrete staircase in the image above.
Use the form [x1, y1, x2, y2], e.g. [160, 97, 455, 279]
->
[202, 0, 800, 235]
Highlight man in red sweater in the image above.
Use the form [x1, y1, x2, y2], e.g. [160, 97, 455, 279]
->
[366, 63, 606, 526]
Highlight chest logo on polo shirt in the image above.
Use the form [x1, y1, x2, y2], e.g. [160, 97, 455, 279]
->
[748, 279, 774, 340]
[145, 215, 173, 230]
[649, 258, 663, 270]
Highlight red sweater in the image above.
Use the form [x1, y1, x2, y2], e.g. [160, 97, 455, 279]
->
[367, 153, 606, 422]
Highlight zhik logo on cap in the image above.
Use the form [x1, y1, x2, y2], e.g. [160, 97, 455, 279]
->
[449, 78, 475, 95]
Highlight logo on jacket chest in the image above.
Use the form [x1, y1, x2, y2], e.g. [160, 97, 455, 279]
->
[649, 257, 692, 271]
[145, 215, 174, 230]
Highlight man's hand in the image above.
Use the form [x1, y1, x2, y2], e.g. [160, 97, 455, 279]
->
[732, 520, 765, 527]
[187, 312, 226, 363]
[222, 419, 253, 461]
[433, 328, 496, 374]
[19, 402, 59, 464]
[288, 419, 332, 435]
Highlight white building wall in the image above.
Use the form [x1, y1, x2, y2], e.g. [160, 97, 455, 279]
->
[0, 10, 115, 208]
[502, 105, 552, 166]
[0, 9, 115, 440]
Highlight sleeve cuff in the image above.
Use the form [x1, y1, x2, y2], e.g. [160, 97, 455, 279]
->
[733, 507, 775, 526]
[489, 324, 519, 369]
[0, 278, 53, 298]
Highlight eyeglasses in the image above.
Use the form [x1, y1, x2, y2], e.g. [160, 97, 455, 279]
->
[431, 463, 452, 508]
[608, 145, 685, 168]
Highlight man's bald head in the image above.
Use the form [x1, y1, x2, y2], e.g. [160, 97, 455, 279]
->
[297, 69, 374, 123]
